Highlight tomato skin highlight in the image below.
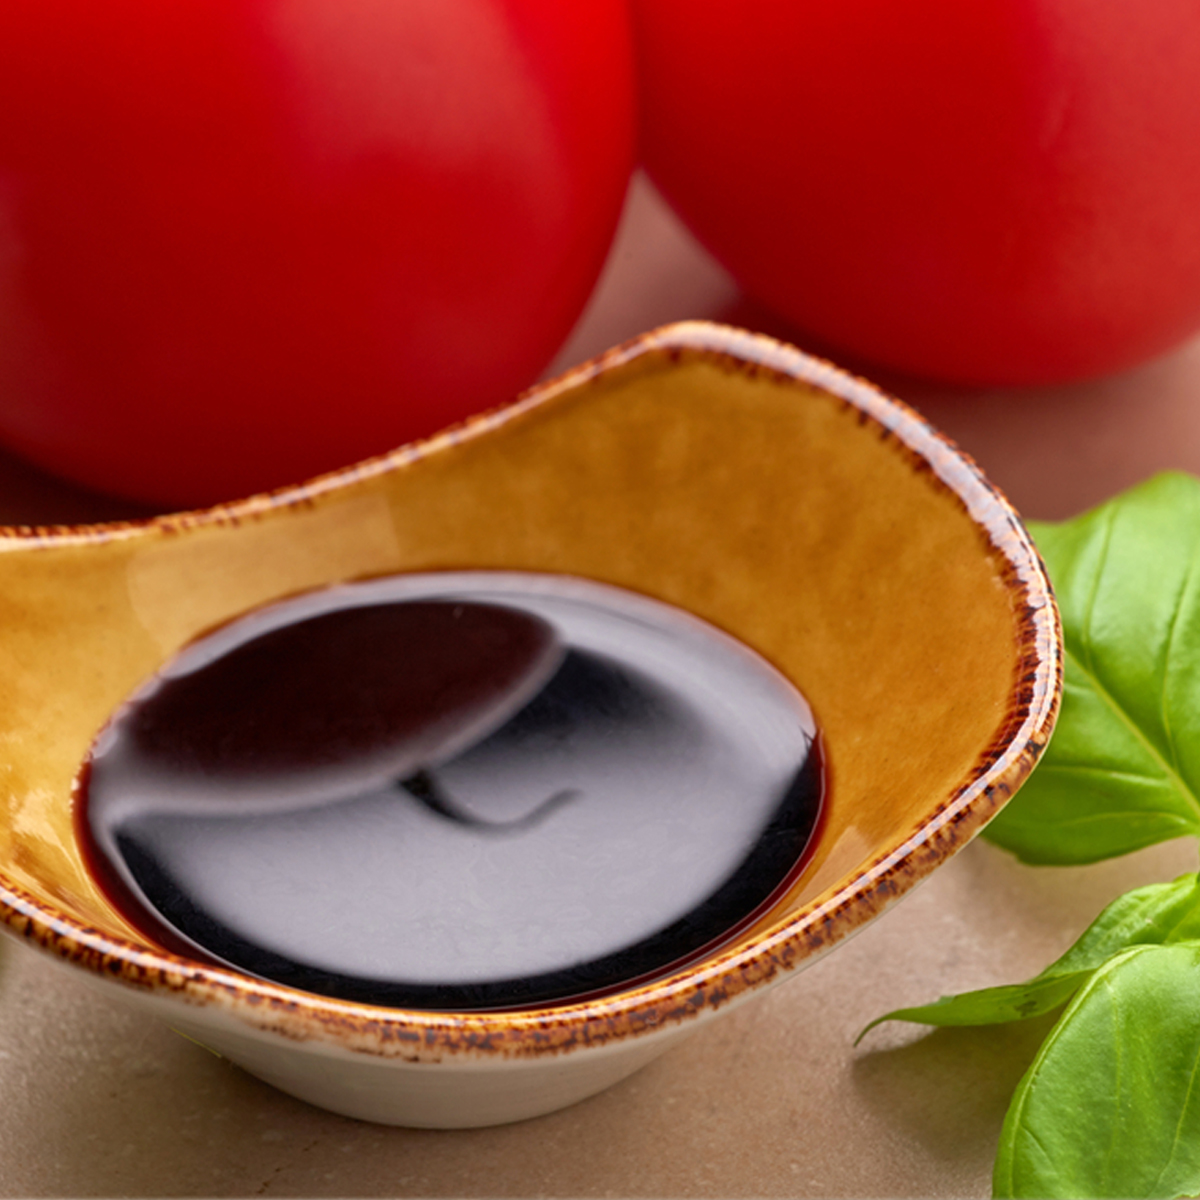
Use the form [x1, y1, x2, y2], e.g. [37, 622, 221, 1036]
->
[632, 0, 1200, 386]
[0, 0, 634, 506]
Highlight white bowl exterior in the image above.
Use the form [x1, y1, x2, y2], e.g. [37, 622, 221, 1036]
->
[83, 961, 699, 1128]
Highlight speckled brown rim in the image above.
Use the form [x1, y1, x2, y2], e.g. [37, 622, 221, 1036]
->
[0, 321, 1062, 1062]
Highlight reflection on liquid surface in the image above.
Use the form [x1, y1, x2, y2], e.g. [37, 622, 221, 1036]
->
[81, 572, 824, 1009]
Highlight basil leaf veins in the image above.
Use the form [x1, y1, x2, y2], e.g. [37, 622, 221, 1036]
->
[985, 471, 1200, 864]
[994, 942, 1200, 1199]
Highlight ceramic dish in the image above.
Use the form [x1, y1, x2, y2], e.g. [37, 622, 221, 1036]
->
[0, 322, 1060, 1128]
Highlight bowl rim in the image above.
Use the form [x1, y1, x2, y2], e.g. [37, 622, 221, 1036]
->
[0, 321, 1062, 1062]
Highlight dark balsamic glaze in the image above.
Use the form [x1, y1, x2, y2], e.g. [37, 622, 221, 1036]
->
[78, 573, 824, 1010]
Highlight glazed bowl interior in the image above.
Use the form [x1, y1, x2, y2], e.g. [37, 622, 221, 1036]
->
[0, 322, 1058, 1045]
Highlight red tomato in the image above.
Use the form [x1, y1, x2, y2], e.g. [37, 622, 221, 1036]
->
[0, 0, 633, 506]
[633, 0, 1200, 386]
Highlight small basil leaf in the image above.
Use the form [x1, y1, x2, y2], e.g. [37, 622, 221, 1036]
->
[855, 973, 1085, 1042]
[858, 873, 1200, 1040]
[986, 472, 1200, 864]
[994, 942, 1200, 1199]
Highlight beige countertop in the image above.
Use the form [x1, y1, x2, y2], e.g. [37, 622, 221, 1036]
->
[3, 174, 1200, 1197]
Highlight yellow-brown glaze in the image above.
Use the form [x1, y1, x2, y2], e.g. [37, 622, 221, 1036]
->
[0, 322, 1061, 1061]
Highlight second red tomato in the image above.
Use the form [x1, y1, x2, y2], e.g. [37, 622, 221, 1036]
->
[634, 0, 1200, 386]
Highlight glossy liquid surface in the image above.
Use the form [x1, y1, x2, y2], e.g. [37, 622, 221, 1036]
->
[79, 573, 823, 1010]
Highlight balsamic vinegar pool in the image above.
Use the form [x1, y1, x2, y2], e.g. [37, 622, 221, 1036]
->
[79, 572, 823, 1010]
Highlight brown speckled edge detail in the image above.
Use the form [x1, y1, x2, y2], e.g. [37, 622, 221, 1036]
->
[0, 321, 1062, 1062]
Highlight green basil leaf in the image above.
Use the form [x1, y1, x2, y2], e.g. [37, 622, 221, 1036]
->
[858, 873, 1200, 1040]
[994, 942, 1200, 1199]
[856, 973, 1084, 1041]
[985, 472, 1200, 864]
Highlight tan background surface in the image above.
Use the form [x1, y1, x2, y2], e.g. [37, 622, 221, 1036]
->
[2, 174, 1200, 1196]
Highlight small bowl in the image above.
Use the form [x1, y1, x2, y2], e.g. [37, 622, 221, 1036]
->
[0, 322, 1060, 1128]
